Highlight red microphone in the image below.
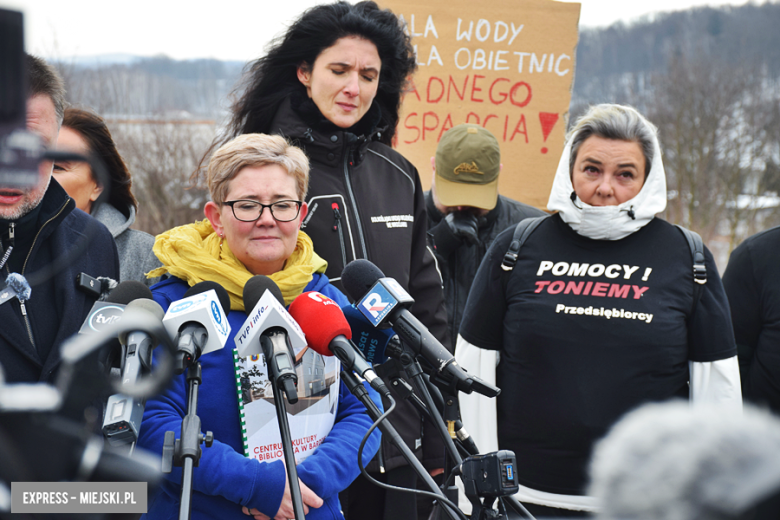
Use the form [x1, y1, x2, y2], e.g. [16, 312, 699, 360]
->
[289, 292, 390, 397]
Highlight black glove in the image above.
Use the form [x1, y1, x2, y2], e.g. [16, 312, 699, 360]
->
[429, 210, 480, 257]
[445, 211, 479, 246]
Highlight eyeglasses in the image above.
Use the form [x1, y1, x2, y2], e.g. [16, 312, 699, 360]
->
[223, 199, 303, 222]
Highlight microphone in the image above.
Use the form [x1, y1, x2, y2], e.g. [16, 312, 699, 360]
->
[78, 280, 153, 376]
[63, 280, 149, 444]
[341, 259, 500, 398]
[102, 297, 166, 446]
[289, 292, 390, 397]
[237, 276, 305, 403]
[341, 303, 396, 366]
[79, 280, 151, 335]
[162, 281, 232, 374]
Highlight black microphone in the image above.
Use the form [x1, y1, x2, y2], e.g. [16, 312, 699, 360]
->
[162, 281, 232, 373]
[102, 297, 166, 446]
[78, 280, 152, 375]
[288, 291, 391, 397]
[48, 281, 149, 431]
[341, 259, 500, 398]
[341, 303, 397, 365]
[240, 276, 302, 403]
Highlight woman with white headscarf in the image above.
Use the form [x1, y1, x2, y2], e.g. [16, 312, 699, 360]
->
[455, 104, 742, 517]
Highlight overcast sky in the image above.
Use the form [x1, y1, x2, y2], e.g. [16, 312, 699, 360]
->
[6, 0, 754, 62]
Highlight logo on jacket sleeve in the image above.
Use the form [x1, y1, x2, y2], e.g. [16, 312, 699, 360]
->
[370, 214, 414, 229]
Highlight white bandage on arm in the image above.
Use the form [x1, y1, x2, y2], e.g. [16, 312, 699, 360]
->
[689, 355, 743, 413]
[454, 334, 499, 454]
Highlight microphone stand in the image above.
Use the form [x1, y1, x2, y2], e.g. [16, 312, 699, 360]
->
[398, 352, 462, 519]
[164, 327, 216, 520]
[340, 370, 464, 520]
[262, 331, 306, 520]
[162, 362, 214, 520]
[391, 342, 533, 520]
[423, 376, 532, 519]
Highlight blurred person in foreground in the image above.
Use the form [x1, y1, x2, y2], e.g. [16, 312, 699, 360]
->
[457, 104, 741, 517]
[722, 225, 780, 415]
[138, 133, 380, 520]
[0, 55, 118, 383]
[426, 124, 545, 351]
[54, 107, 161, 286]
[589, 401, 780, 520]
[205, 3, 450, 518]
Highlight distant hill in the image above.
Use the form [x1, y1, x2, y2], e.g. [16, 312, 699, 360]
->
[572, 1, 780, 112]
[55, 2, 780, 121]
[56, 55, 245, 119]
[66, 53, 142, 68]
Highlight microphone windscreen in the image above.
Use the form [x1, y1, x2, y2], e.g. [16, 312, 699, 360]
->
[106, 280, 153, 305]
[126, 298, 165, 321]
[288, 292, 352, 356]
[342, 303, 394, 365]
[341, 259, 385, 301]
[244, 275, 284, 310]
[185, 280, 231, 314]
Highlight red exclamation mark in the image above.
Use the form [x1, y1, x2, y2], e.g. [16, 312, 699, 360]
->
[539, 112, 559, 154]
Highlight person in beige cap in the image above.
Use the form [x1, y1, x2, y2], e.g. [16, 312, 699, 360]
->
[425, 124, 544, 350]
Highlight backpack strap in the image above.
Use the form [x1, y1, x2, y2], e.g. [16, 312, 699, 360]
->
[501, 216, 549, 272]
[675, 224, 707, 315]
[500, 215, 550, 294]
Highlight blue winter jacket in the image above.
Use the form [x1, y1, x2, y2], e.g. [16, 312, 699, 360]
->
[138, 275, 381, 519]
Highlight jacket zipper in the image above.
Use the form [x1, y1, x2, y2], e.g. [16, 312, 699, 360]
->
[342, 145, 382, 469]
[343, 151, 368, 259]
[0, 223, 14, 271]
[18, 199, 70, 348]
[331, 203, 347, 269]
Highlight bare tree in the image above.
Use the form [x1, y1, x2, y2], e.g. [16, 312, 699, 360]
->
[643, 54, 780, 251]
[109, 120, 214, 236]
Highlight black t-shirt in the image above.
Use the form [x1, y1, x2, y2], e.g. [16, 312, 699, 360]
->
[723, 225, 780, 414]
[460, 214, 736, 495]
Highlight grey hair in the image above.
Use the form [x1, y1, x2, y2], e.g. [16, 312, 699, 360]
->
[589, 401, 780, 520]
[568, 104, 657, 178]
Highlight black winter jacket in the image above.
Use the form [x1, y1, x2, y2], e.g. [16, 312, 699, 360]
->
[426, 193, 545, 350]
[269, 95, 450, 472]
[0, 180, 119, 383]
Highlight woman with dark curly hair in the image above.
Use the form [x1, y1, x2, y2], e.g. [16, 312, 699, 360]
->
[55, 107, 160, 285]
[200, 3, 451, 519]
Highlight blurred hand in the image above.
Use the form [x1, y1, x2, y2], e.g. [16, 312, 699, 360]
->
[445, 211, 479, 246]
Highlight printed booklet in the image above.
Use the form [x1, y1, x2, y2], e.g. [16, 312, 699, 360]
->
[233, 347, 340, 463]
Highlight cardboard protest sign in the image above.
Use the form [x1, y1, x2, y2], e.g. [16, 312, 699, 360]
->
[382, 0, 580, 209]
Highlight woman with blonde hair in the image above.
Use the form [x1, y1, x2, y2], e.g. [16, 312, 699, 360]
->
[138, 133, 380, 520]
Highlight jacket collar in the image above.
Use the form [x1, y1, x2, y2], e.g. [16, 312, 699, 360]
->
[0, 180, 75, 270]
[546, 123, 667, 241]
[270, 93, 383, 167]
[27, 180, 76, 246]
[91, 202, 134, 238]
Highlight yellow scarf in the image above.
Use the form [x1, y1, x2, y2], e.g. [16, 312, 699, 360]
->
[148, 219, 328, 310]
